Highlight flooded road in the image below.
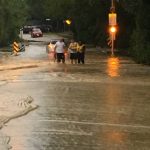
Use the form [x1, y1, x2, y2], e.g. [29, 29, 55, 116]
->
[0, 42, 150, 150]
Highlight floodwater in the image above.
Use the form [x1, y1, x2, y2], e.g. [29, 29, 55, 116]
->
[0, 43, 150, 150]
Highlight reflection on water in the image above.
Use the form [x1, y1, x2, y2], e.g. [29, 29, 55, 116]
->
[107, 57, 120, 77]
[105, 130, 126, 144]
[102, 75, 128, 147]
[48, 64, 68, 74]
[103, 130, 128, 149]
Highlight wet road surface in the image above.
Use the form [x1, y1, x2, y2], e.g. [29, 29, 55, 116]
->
[0, 43, 150, 150]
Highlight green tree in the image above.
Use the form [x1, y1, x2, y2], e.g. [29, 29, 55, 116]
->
[0, 0, 27, 46]
[43, 0, 73, 19]
[121, 0, 150, 64]
[26, 0, 150, 64]
[25, 0, 44, 20]
[69, 0, 109, 44]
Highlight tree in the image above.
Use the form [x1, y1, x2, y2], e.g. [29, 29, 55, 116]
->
[25, 0, 44, 20]
[0, 0, 28, 46]
[43, 0, 73, 19]
[121, 0, 150, 64]
[26, 0, 150, 64]
[69, 0, 109, 44]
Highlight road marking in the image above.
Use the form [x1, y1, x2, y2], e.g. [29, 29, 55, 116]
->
[39, 119, 150, 130]
[33, 129, 92, 136]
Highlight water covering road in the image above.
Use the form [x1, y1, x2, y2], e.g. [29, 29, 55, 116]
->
[0, 40, 150, 150]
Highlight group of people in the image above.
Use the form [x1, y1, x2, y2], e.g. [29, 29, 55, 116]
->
[48, 39, 86, 64]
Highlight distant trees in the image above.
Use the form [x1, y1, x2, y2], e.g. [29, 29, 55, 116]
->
[121, 0, 150, 64]
[25, 0, 45, 20]
[34, 0, 134, 48]
[68, 0, 110, 45]
[40, 0, 110, 45]
[0, 0, 149, 64]
[0, 0, 27, 46]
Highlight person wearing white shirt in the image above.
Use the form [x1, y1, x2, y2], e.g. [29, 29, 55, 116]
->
[54, 39, 65, 63]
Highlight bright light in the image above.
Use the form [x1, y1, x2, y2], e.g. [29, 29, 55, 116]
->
[107, 57, 120, 77]
[110, 26, 116, 33]
[46, 18, 51, 21]
[109, 13, 117, 26]
[65, 19, 71, 25]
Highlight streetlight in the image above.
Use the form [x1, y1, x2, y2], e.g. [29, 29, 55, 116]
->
[65, 19, 71, 25]
[65, 19, 72, 31]
[110, 26, 116, 33]
[46, 18, 51, 21]
[108, 0, 117, 56]
[109, 26, 117, 55]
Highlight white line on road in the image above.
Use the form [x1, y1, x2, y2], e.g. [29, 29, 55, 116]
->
[33, 129, 93, 136]
[39, 119, 150, 130]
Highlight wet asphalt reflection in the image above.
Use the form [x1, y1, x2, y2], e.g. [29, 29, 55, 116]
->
[1, 43, 150, 150]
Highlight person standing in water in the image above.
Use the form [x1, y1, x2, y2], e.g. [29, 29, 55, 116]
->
[77, 41, 86, 64]
[68, 39, 78, 64]
[54, 39, 66, 63]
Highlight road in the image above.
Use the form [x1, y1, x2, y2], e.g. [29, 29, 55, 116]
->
[0, 34, 150, 150]
[22, 32, 66, 42]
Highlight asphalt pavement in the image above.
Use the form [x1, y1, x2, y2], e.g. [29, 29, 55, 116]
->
[0, 34, 150, 150]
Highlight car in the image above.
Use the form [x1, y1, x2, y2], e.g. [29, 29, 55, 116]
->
[31, 28, 43, 38]
[23, 25, 33, 33]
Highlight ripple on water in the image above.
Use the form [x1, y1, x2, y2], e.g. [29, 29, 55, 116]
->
[0, 96, 38, 150]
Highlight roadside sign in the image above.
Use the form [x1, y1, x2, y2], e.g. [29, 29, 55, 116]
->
[109, 13, 117, 26]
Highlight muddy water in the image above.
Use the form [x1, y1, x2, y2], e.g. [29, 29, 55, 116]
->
[0, 44, 150, 150]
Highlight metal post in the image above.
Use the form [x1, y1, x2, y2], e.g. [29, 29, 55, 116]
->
[111, 0, 115, 56]
[111, 0, 115, 13]
[111, 33, 114, 56]
[111, 0, 114, 8]
[63, 22, 65, 32]
[20, 28, 23, 39]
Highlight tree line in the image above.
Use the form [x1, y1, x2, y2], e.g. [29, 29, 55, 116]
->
[0, 0, 149, 64]
[0, 0, 27, 46]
